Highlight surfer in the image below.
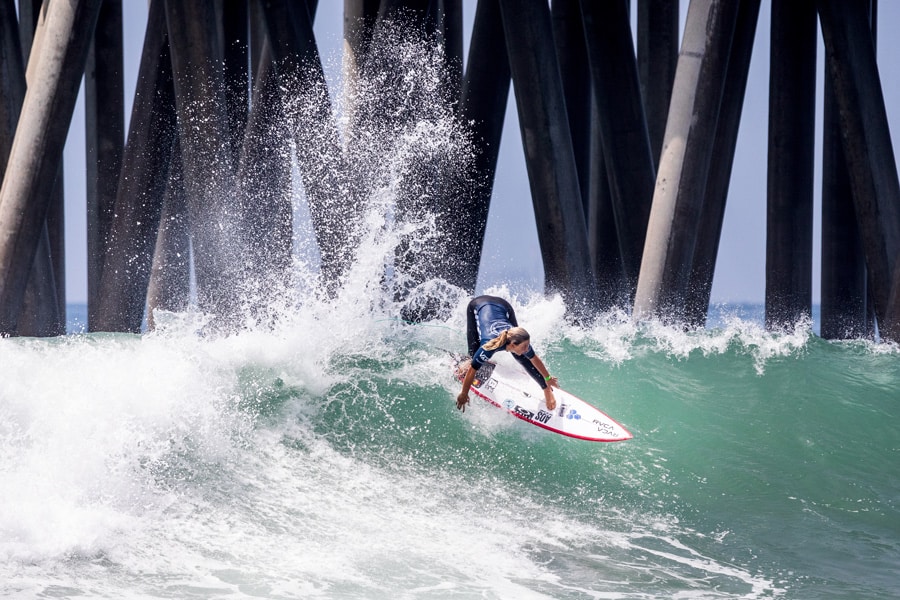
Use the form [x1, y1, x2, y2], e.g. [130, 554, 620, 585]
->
[457, 295, 559, 412]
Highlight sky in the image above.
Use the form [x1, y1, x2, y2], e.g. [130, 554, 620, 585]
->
[59, 1, 900, 305]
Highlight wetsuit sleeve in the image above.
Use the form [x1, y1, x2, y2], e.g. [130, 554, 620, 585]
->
[512, 346, 547, 389]
[471, 347, 491, 370]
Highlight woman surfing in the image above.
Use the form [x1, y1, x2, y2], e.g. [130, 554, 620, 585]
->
[456, 295, 558, 411]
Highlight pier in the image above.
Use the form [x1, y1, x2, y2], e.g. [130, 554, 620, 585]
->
[1, 0, 898, 339]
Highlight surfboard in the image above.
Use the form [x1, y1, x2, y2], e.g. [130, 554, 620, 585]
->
[453, 355, 632, 442]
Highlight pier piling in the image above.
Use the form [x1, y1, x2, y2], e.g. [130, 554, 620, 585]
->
[0, 0, 899, 339]
[765, 0, 817, 330]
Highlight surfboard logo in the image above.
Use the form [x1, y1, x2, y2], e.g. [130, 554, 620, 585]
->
[534, 410, 552, 424]
[502, 399, 516, 411]
[593, 420, 616, 436]
[513, 406, 534, 420]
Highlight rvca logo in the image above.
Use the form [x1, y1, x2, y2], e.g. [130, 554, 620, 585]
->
[593, 420, 616, 436]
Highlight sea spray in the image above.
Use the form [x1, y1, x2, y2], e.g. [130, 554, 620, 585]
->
[269, 16, 477, 325]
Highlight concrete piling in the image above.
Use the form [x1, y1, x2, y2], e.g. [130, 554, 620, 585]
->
[0, 0, 102, 335]
[165, 0, 242, 319]
[0, 1, 898, 337]
[551, 0, 591, 212]
[634, 0, 740, 322]
[686, 0, 761, 327]
[452, 0, 509, 293]
[580, 0, 656, 296]
[262, 0, 360, 289]
[2, 0, 57, 337]
[147, 139, 190, 330]
[818, 0, 900, 340]
[765, 0, 817, 330]
[637, 0, 679, 166]
[95, 0, 176, 332]
[85, 0, 125, 331]
[820, 0, 875, 340]
[499, 0, 598, 310]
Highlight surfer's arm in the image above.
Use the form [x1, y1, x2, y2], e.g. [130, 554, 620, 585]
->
[456, 365, 477, 411]
[529, 355, 559, 388]
[525, 354, 558, 412]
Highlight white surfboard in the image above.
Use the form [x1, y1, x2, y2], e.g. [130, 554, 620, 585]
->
[454, 355, 632, 442]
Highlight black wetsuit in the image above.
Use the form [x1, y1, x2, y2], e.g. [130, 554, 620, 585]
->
[465, 295, 547, 389]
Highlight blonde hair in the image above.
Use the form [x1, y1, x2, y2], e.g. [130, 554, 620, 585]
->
[483, 327, 530, 351]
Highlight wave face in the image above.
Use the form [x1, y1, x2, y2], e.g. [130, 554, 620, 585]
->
[3, 299, 900, 599]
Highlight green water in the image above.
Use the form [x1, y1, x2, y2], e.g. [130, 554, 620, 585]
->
[2, 301, 898, 598]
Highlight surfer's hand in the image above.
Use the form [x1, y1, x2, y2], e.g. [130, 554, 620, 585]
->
[456, 392, 470, 412]
[546, 376, 559, 388]
[544, 388, 557, 411]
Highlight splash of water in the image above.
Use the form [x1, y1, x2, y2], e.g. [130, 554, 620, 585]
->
[249, 17, 476, 326]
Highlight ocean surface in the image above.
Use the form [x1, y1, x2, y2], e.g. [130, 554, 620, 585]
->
[4, 20, 899, 599]
[1, 294, 898, 599]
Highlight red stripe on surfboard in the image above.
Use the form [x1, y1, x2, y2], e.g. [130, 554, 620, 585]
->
[466, 383, 632, 443]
